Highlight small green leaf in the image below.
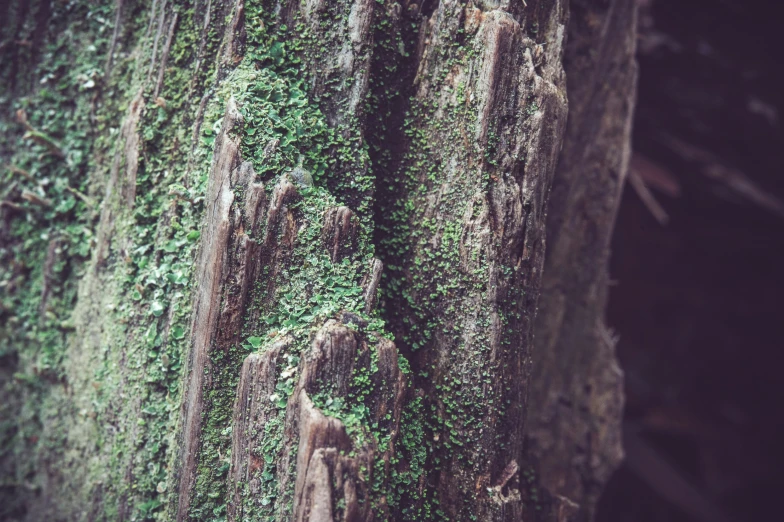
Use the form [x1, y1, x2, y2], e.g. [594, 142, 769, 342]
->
[166, 270, 188, 285]
[150, 301, 165, 317]
[55, 197, 76, 213]
[171, 325, 185, 340]
[247, 336, 263, 349]
[145, 325, 157, 347]
[187, 230, 200, 242]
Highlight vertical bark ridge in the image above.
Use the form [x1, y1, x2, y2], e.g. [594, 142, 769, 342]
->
[176, 98, 244, 520]
[371, 2, 568, 519]
[527, 1, 638, 520]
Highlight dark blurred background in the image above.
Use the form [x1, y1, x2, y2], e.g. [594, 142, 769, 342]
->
[597, 1, 784, 521]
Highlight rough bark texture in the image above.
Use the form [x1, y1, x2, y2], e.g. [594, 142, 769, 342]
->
[371, 2, 568, 519]
[527, 1, 638, 521]
[0, 1, 636, 521]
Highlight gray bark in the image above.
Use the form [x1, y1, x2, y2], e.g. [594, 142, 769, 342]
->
[528, 1, 638, 520]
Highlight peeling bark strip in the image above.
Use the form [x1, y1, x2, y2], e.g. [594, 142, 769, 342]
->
[322, 206, 360, 263]
[288, 323, 406, 522]
[94, 88, 144, 268]
[177, 99, 244, 519]
[226, 339, 287, 521]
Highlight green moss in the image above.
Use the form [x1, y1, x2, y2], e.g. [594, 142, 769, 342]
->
[1, 0, 237, 519]
[1, 0, 140, 515]
[186, 1, 392, 519]
[4, 0, 547, 520]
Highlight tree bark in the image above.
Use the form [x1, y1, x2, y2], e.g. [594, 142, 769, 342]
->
[0, 1, 636, 521]
[527, 1, 638, 521]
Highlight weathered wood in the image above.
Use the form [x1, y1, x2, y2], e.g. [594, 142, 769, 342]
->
[374, 2, 568, 519]
[177, 98, 245, 520]
[226, 340, 286, 521]
[527, 1, 638, 520]
[0, 0, 637, 520]
[322, 207, 360, 263]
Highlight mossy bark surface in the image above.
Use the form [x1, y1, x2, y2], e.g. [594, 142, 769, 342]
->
[1, 1, 636, 521]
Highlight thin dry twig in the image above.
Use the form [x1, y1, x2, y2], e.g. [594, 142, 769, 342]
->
[629, 167, 670, 225]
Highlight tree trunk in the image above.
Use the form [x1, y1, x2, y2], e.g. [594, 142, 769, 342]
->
[527, 1, 637, 520]
[0, 1, 636, 521]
